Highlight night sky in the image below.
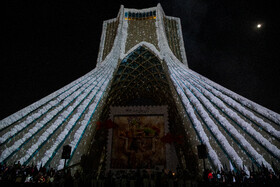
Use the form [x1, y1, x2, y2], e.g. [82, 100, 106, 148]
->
[2, 0, 280, 120]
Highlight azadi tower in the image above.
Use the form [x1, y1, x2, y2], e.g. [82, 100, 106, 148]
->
[1, 4, 279, 176]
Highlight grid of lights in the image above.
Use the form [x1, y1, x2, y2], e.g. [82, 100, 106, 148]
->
[124, 11, 156, 20]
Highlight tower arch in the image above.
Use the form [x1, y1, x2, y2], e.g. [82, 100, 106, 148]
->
[85, 45, 198, 175]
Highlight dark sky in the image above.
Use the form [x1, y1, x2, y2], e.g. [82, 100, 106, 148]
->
[2, 0, 280, 120]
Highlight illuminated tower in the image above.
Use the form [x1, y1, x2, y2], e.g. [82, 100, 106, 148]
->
[1, 4, 279, 176]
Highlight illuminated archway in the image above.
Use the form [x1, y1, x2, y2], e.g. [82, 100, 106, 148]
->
[87, 45, 198, 175]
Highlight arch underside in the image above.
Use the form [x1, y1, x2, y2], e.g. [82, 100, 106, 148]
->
[87, 45, 198, 175]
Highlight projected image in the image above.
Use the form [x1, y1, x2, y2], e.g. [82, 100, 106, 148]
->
[111, 115, 165, 169]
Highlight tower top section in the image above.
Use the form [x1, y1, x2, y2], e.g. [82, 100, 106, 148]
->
[96, 4, 188, 67]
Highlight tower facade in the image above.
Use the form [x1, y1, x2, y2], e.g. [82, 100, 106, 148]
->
[1, 4, 279, 175]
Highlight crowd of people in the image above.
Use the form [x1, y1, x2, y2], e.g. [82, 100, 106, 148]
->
[202, 168, 280, 186]
[0, 161, 280, 186]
